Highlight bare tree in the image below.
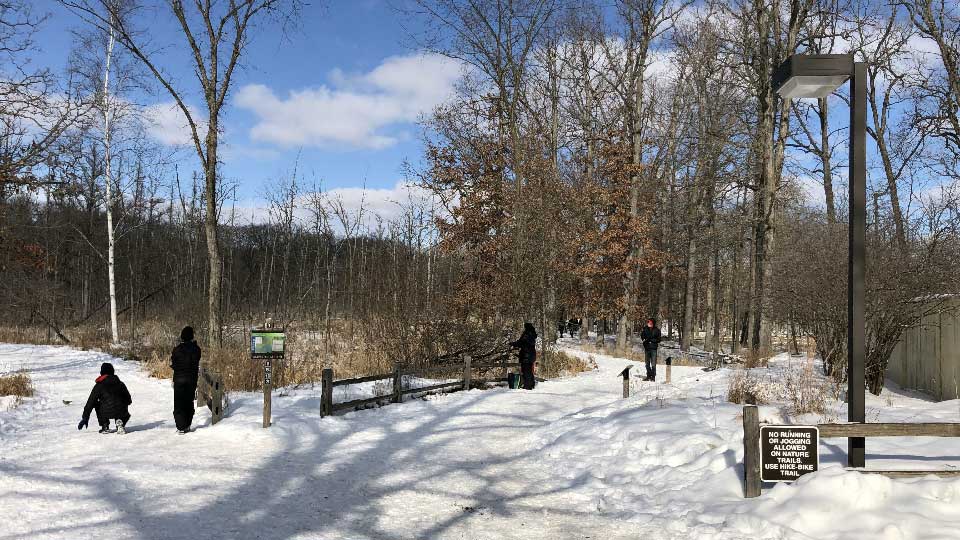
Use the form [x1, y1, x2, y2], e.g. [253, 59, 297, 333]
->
[901, 0, 960, 172]
[61, 0, 302, 346]
[598, 0, 687, 350]
[0, 1, 84, 193]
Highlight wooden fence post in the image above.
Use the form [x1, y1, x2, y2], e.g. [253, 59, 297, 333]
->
[743, 405, 762, 498]
[321, 368, 333, 417]
[392, 366, 403, 404]
[463, 355, 472, 391]
[665, 357, 672, 384]
[211, 373, 224, 424]
[196, 366, 205, 405]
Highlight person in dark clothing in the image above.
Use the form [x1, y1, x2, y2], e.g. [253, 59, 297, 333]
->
[510, 322, 538, 390]
[640, 318, 662, 381]
[170, 326, 201, 434]
[78, 362, 132, 434]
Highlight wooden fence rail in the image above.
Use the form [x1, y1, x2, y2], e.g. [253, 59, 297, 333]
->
[197, 366, 225, 424]
[320, 356, 523, 417]
[742, 405, 960, 498]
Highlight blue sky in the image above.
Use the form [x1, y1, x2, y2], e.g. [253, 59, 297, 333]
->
[28, 1, 950, 225]
[35, 0, 457, 215]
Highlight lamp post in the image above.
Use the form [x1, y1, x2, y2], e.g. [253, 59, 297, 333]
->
[773, 54, 867, 468]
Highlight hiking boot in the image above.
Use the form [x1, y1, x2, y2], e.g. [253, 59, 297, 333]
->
[98, 426, 113, 434]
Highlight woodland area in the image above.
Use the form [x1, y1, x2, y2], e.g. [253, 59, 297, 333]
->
[2, 0, 960, 394]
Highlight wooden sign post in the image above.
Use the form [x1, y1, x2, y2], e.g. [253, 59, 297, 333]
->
[251, 326, 285, 428]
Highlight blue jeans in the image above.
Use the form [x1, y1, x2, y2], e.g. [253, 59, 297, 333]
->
[644, 349, 657, 380]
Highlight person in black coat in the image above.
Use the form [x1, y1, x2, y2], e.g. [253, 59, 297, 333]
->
[78, 362, 132, 434]
[510, 322, 538, 390]
[640, 318, 662, 381]
[170, 326, 201, 433]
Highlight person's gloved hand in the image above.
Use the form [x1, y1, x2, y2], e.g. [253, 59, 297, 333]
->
[77, 419, 88, 430]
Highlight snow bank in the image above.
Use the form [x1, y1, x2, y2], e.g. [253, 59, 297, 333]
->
[2, 344, 960, 539]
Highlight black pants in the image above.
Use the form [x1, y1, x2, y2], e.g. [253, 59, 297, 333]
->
[173, 375, 198, 431]
[644, 349, 657, 380]
[94, 407, 130, 428]
[520, 362, 536, 390]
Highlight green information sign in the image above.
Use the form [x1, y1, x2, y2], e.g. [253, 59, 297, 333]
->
[251, 330, 285, 359]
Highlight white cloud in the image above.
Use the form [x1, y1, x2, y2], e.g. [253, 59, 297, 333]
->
[143, 101, 205, 147]
[230, 181, 440, 233]
[325, 181, 435, 226]
[234, 53, 463, 150]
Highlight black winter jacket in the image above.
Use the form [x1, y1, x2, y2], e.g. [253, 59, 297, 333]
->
[171, 341, 201, 379]
[510, 328, 538, 364]
[82, 374, 132, 421]
[641, 326, 662, 351]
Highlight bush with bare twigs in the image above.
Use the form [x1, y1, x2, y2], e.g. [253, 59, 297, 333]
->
[0, 371, 34, 398]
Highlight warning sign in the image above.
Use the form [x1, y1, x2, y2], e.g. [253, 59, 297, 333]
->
[760, 425, 819, 482]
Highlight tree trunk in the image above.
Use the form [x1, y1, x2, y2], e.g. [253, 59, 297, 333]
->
[204, 115, 222, 347]
[101, 23, 119, 346]
[818, 97, 837, 223]
[681, 234, 697, 351]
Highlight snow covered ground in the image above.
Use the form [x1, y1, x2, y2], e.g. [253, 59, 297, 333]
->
[2, 343, 960, 539]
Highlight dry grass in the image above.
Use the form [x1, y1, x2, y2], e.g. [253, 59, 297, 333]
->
[0, 326, 49, 344]
[727, 369, 770, 405]
[727, 361, 832, 416]
[144, 349, 173, 379]
[0, 321, 597, 393]
[743, 350, 774, 369]
[782, 359, 831, 415]
[0, 371, 34, 398]
[539, 350, 596, 379]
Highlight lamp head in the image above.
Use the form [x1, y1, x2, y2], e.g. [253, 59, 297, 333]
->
[773, 54, 853, 99]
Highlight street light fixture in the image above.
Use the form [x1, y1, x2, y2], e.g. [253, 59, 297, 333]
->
[773, 53, 868, 469]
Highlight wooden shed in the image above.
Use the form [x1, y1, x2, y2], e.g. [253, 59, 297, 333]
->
[887, 297, 960, 401]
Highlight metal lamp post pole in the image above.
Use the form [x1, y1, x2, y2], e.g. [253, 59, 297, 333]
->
[848, 62, 867, 468]
[773, 53, 868, 468]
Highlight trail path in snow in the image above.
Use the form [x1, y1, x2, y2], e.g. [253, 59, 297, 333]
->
[2, 343, 960, 540]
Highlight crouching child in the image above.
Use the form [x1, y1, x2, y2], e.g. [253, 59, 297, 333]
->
[78, 363, 132, 434]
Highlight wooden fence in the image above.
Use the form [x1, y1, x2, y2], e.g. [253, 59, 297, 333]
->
[742, 405, 960, 497]
[320, 356, 523, 417]
[197, 366, 226, 424]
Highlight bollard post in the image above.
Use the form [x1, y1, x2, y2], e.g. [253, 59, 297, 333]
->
[743, 405, 762, 498]
[392, 366, 403, 404]
[462, 355, 472, 391]
[666, 357, 672, 384]
[619, 365, 632, 398]
[321, 368, 333, 417]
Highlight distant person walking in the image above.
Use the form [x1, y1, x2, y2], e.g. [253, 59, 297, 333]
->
[640, 318, 662, 381]
[510, 322, 538, 390]
[170, 326, 201, 434]
[78, 362, 132, 434]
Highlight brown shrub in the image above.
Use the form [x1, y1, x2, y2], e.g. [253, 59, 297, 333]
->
[726, 369, 770, 405]
[0, 371, 34, 398]
[743, 350, 773, 369]
[144, 349, 173, 379]
[782, 359, 831, 415]
[539, 350, 596, 379]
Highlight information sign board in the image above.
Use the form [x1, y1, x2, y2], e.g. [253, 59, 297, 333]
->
[760, 425, 819, 482]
